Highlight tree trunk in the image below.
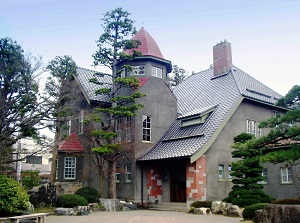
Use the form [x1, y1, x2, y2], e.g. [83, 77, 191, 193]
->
[107, 160, 116, 199]
[50, 129, 60, 183]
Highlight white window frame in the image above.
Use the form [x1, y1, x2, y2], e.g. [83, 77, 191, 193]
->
[257, 121, 262, 138]
[67, 119, 72, 136]
[125, 116, 132, 142]
[218, 164, 225, 180]
[281, 167, 293, 184]
[151, 66, 163, 78]
[125, 165, 132, 183]
[116, 118, 122, 142]
[252, 120, 256, 137]
[228, 165, 232, 180]
[142, 115, 151, 142]
[79, 110, 84, 134]
[246, 119, 251, 134]
[130, 65, 145, 76]
[64, 157, 76, 179]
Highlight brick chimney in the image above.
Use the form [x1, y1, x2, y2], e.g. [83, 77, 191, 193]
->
[213, 40, 232, 76]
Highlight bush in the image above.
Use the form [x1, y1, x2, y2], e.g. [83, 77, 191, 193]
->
[75, 187, 99, 203]
[242, 203, 268, 220]
[57, 194, 88, 208]
[271, 198, 300, 205]
[0, 175, 29, 216]
[190, 200, 212, 208]
[22, 170, 41, 190]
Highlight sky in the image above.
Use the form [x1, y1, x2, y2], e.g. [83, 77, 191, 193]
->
[1, 0, 299, 97]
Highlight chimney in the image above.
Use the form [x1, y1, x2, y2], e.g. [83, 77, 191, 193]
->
[213, 40, 232, 76]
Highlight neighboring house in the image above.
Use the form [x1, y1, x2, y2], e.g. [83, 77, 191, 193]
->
[12, 138, 52, 182]
[55, 27, 297, 205]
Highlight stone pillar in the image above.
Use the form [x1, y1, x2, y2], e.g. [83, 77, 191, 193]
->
[146, 167, 162, 203]
[186, 155, 206, 206]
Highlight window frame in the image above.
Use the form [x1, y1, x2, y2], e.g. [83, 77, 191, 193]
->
[252, 120, 256, 137]
[281, 167, 293, 184]
[259, 168, 268, 184]
[218, 164, 225, 180]
[116, 118, 122, 142]
[64, 157, 76, 179]
[246, 119, 251, 134]
[228, 165, 232, 180]
[125, 116, 132, 142]
[151, 66, 163, 78]
[125, 165, 132, 183]
[79, 110, 84, 134]
[142, 115, 151, 142]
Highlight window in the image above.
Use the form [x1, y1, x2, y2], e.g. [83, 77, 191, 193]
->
[252, 120, 256, 137]
[281, 167, 293, 184]
[67, 119, 72, 136]
[116, 172, 120, 183]
[246, 120, 251, 134]
[79, 110, 84, 134]
[130, 65, 145, 75]
[64, 157, 76, 179]
[257, 121, 262, 138]
[151, 66, 163, 78]
[142, 115, 151, 142]
[125, 165, 132, 183]
[259, 168, 268, 184]
[26, 156, 42, 164]
[116, 118, 122, 142]
[228, 165, 232, 180]
[218, 164, 225, 180]
[125, 116, 132, 142]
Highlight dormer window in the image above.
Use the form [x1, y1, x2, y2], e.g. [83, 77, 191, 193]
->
[179, 105, 217, 127]
[151, 66, 163, 78]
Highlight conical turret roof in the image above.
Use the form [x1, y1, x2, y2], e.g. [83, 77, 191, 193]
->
[125, 27, 164, 59]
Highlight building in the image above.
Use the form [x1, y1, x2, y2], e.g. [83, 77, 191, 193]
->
[55, 27, 298, 205]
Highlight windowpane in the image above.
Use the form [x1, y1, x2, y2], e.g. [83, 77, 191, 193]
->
[151, 66, 163, 78]
[64, 157, 76, 179]
[281, 167, 293, 183]
[252, 120, 256, 137]
[219, 164, 225, 180]
[125, 165, 132, 182]
[143, 115, 151, 142]
[228, 165, 232, 180]
[246, 120, 250, 134]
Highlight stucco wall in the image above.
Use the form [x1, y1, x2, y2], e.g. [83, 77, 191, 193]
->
[205, 98, 283, 201]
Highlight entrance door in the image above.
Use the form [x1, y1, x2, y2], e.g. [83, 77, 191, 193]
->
[170, 162, 186, 202]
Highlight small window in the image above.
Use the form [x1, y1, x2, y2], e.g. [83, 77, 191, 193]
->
[116, 118, 122, 142]
[64, 157, 76, 179]
[142, 115, 151, 142]
[259, 168, 268, 184]
[125, 165, 132, 183]
[257, 121, 262, 138]
[151, 66, 163, 78]
[246, 120, 251, 134]
[252, 120, 256, 137]
[125, 116, 132, 142]
[130, 65, 145, 75]
[218, 164, 225, 180]
[67, 119, 72, 136]
[79, 110, 84, 134]
[228, 165, 232, 180]
[281, 167, 293, 184]
[116, 172, 120, 183]
[26, 156, 42, 164]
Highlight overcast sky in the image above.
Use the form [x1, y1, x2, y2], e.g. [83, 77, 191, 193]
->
[1, 0, 299, 97]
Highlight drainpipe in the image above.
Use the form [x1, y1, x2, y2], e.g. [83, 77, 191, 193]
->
[140, 162, 143, 207]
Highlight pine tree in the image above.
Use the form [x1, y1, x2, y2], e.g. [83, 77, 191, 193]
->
[90, 8, 145, 198]
[223, 133, 274, 207]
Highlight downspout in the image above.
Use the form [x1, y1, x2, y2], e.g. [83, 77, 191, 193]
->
[140, 161, 144, 207]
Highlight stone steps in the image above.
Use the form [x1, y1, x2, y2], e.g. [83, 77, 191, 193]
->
[149, 202, 187, 212]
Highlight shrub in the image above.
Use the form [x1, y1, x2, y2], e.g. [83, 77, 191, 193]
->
[242, 203, 268, 220]
[0, 175, 29, 216]
[57, 194, 88, 208]
[190, 200, 212, 208]
[271, 198, 300, 205]
[22, 170, 41, 190]
[75, 187, 99, 203]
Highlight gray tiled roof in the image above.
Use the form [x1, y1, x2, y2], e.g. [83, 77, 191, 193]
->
[75, 67, 112, 103]
[139, 66, 281, 161]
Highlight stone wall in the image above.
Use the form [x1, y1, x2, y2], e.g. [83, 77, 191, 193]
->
[55, 182, 82, 196]
[262, 204, 300, 223]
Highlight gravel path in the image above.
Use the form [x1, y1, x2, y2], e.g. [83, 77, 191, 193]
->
[47, 210, 243, 223]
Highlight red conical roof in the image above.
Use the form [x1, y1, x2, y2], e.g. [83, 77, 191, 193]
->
[125, 27, 164, 59]
[58, 132, 84, 152]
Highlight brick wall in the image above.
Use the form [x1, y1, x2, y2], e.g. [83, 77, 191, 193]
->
[186, 155, 207, 201]
[146, 167, 162, 203]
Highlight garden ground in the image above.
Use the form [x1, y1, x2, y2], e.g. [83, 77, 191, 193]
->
[47, 210, 244, 223]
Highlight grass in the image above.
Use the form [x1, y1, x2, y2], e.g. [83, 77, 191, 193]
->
[33, 206, 55, 214]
